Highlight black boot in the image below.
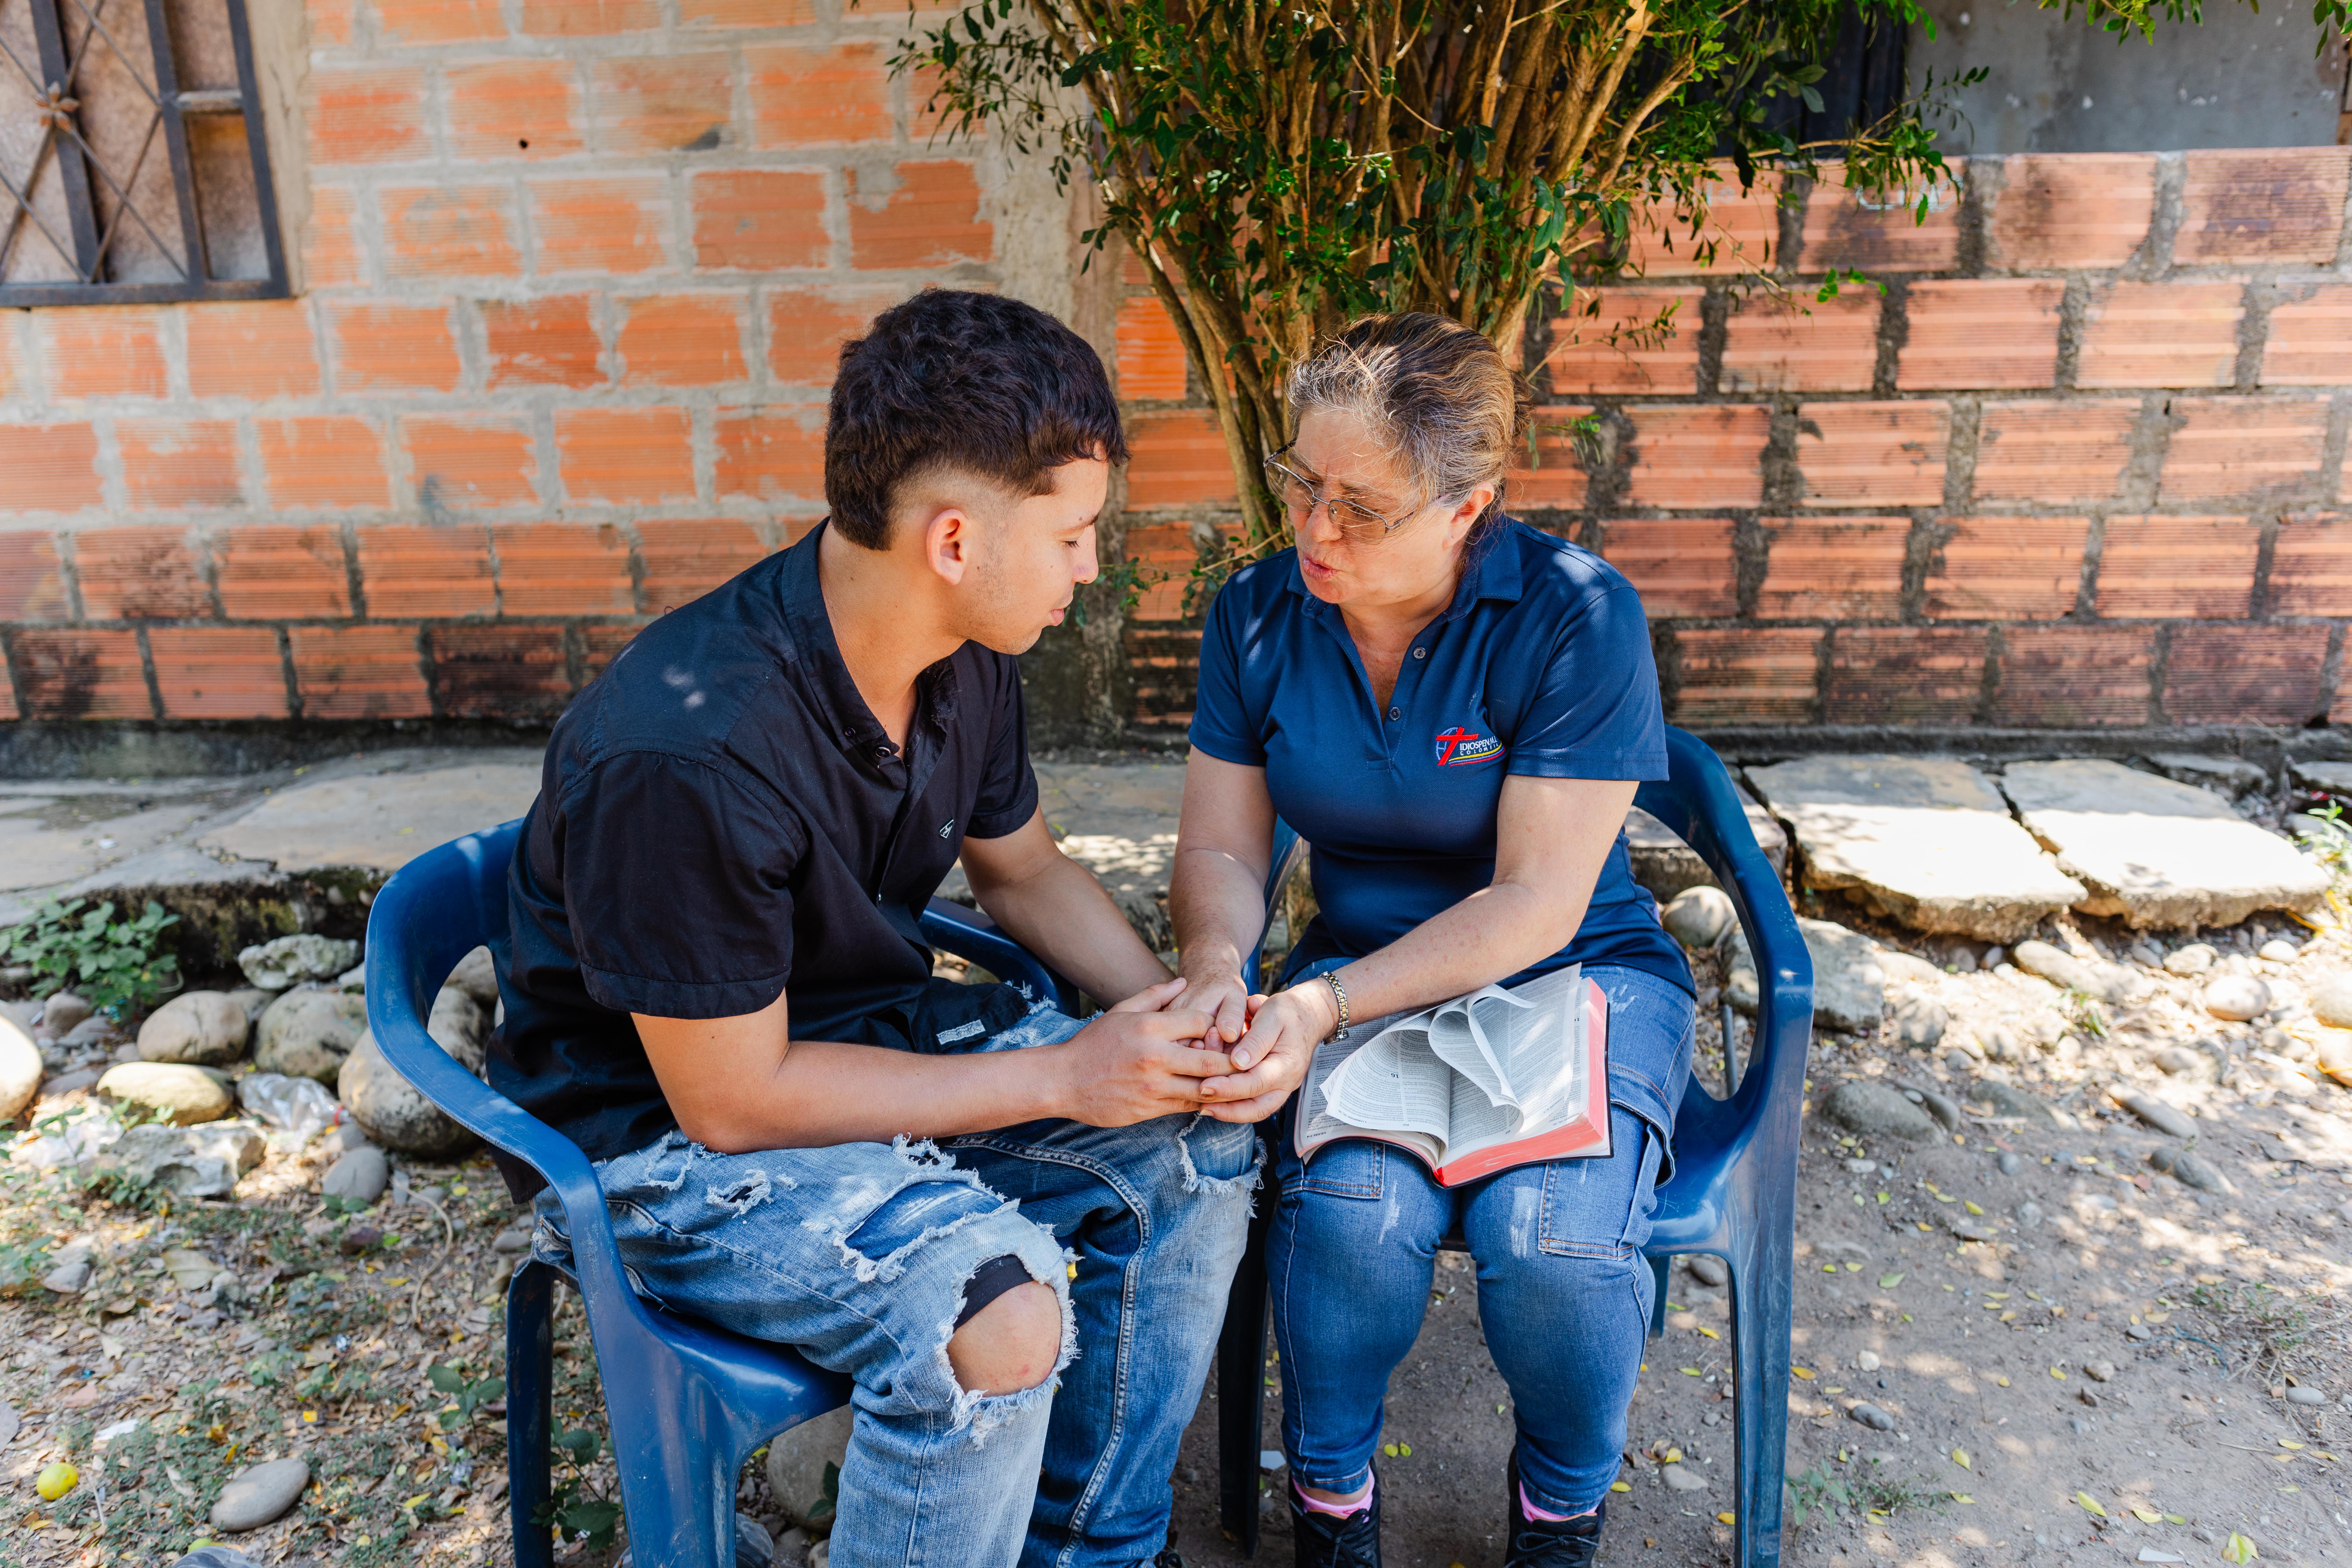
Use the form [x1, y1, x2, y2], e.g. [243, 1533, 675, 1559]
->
[1505, 1453, 1606, 1568]
[1289, 1466, 1380, 1568]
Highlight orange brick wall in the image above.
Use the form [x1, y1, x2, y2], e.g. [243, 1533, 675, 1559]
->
[4, 96, 2350, 740]
[0, 0, 996, 724]
[1118, 148, 2352, 738]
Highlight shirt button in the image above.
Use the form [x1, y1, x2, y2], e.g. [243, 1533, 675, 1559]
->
[1412, 647, 1426, 659]
[1387, 706, 1401, 721]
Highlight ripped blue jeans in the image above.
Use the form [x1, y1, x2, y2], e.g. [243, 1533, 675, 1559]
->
[531, 1006, 1259, 1568]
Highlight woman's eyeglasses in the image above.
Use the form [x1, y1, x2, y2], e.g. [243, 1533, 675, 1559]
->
[1261, 446, 1427, 543]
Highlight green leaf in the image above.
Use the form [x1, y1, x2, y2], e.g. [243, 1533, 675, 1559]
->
[428, 1364, 464, 1394]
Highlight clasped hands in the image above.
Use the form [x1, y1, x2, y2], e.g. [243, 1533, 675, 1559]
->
[1067, 955, 1331, 1127]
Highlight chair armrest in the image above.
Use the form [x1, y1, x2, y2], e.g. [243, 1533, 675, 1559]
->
[363, 824, 649, 1338]
[1634, 730, 1815, 1130]
[920, 899, 1082, 1016]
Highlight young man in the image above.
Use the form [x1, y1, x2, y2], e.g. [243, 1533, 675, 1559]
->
[491, 290, 1260, 1568]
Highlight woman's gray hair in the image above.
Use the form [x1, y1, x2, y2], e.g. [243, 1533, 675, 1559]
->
[1284, 314, 1532, 533]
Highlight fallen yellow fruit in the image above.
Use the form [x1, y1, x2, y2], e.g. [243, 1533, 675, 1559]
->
[36, 1462, 78, 1501]
[1611, 1482, 1632, 1493]
[1717, 1512, 1736, 1525]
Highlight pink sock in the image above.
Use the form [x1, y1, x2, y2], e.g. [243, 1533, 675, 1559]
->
[1294, 1473, 1373, 1517]
[1519, 1482, 1597, 1523]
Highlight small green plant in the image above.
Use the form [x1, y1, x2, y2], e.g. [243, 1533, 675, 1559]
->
[533, 1425, 622, 1550]
[1785, 1464, 1852, 1528]
[427, 1363, 506, 1431]
[2061, 987, 2111, 1040]
[1067, 557, 1162, 629]
[805, 1459, 841, 1533]
[1855, 1470, 1948, 1517]
[2295, 803, 2352, 880]
[1, 897, 181, 1016]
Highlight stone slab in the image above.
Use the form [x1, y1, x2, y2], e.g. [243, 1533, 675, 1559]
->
[2000, 759, 2330, 929]
[1746, 755, 2087, 941]
[1622, 789, 1790, 899]
[198, 759, 542, 872]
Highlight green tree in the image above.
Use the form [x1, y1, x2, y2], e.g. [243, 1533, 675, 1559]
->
[902, 0, 2344, 565]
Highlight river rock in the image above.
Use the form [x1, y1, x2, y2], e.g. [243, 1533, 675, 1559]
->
[1745, 755, 2086, 940]
[2313, 1031, 2352, 1087]
[210, 1455, 310, 1532]
[41, 992, 93, 1034]
[321, 1147, 389, 1204]
[1889, 995, 1947, 1050]
[1820, 1080, 1939, 1140]
[2155, 1044, 2220, 1080]
[2149, 1146, 2231, 1193]
[43, 1253, 93, 1293]
[2110, 1088, 2199, 1140]
[1964, 1079, 2059, 1128]
[1, 1014, 41, 1121]
[1897, 1081, 1962, 1132]
[1849, 1402, 1897, 1432]
[2165, 944, 2218, 977]
[97, 1121, 267, 1199]
[446, 945, 500, 1007]
[1662, 887, 1737, 951]
[2012, 941, 2132, 1004]
[254, 988, 371, 1084]
[1660, 1463, 1708, 1492]
[2001, 760, 2329, 928]
[2285, 1386, 2327, 1407]
[2202, 974, 2272, 1022]
[136, 992, 251, 1067]
[765, 1405, 854, 1528]
[1684, 1253, 1729, 1287]
[95, 1062, 230, 1125]
[2309, 974, 2352, 1028]
[237, 935, 360, 993]
[337, 989, 486, 1157]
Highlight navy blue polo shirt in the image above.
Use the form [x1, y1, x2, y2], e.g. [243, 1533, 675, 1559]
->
[1190, 519, 1692, 999]
[490, 523, 1042, 1168]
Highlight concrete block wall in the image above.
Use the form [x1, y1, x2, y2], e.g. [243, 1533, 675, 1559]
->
[1116, 148, 2352, 741]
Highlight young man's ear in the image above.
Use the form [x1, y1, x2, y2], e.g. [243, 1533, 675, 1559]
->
[921, 505, 976, 586]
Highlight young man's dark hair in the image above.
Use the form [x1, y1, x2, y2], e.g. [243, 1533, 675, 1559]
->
[824, 289, 1132, 550]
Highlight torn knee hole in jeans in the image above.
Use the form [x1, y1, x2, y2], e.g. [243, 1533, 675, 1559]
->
[1178, 1112, 1266, 1200]
[937, 1252, 1078, 1443]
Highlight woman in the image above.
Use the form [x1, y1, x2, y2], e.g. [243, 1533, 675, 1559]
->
[1174, 314, 1696, 1568]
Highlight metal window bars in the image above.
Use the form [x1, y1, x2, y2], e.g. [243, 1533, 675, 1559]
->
[0, 0, 285, 304]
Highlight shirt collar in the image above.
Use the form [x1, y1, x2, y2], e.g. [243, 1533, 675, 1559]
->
[1282, 517, 1524, 622]
[777, 520, 960, 759]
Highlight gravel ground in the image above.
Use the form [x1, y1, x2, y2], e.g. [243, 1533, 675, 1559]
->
[6, 914, 2351, 1568]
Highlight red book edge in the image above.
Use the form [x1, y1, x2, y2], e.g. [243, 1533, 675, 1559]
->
[1428, 974, 1611, 1187]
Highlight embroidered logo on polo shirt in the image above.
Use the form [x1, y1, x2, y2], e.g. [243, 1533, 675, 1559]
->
[939, 818, 956, 838]
[1433, 726, 1504, 767]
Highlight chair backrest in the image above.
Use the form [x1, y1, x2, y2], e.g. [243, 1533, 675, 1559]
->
[1247, 727, 1811, 1198]
[363, 819, 664, 1339]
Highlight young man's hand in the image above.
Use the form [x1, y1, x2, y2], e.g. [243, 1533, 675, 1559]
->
[1192, 979, 1334, 1123]
[1053, 980, 1233, 1127]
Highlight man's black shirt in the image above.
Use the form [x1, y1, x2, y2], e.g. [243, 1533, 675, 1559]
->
[491, 524, 1041, 1167]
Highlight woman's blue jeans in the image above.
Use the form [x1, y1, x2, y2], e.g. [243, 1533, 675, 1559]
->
[1268, 963, 1696, 1517]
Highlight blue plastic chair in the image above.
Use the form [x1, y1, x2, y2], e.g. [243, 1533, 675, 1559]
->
[1212, 726, 1814, 1568]
[363, 828, 1077, 1568]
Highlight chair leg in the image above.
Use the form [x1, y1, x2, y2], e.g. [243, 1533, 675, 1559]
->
[1216, 1164, 1275, 1557]
[1727, 1234, 1794, 1568]
[1646, 1254, 1671, 1340]
[506, 1260, 557, 1568]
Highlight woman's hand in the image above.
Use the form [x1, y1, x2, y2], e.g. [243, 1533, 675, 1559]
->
[1196, 978, 1338, 1122]
[1176, 947, 1255, 1046]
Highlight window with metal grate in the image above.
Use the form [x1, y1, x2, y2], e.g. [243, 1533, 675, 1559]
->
[0, 0, 285, 304]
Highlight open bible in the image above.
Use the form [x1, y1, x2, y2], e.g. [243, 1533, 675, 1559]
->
[1295, 964, 1610, 1186]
